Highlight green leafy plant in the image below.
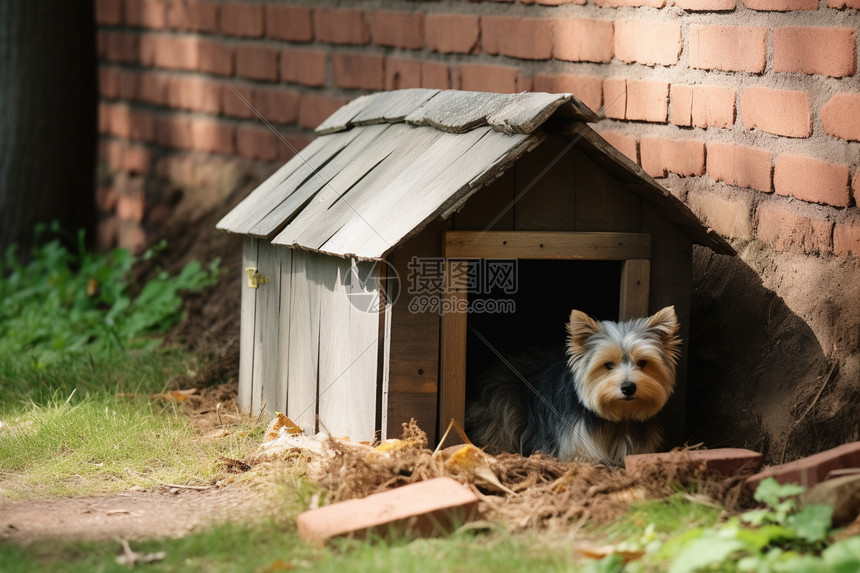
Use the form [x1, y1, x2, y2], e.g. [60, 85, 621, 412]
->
[654, 477, 857, 573]
[0, 223, 220, 367]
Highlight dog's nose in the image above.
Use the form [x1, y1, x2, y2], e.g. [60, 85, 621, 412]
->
[620, 381, 637, 397]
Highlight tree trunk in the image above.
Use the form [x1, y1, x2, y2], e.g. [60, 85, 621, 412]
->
[0, 1, 96, 256]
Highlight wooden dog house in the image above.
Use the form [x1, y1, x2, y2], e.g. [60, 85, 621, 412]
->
[217, 89, 734, 447]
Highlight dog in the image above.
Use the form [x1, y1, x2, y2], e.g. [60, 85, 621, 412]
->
[465, 306, 681, 466]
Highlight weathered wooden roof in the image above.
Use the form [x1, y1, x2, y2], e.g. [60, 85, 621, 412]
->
[217, 89, 734, 259]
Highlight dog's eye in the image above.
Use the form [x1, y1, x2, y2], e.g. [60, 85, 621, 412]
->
[637, 359, 647, 368]
[604, 362, 614, 370]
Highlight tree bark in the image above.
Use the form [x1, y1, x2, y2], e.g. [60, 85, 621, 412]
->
[0, 1, 96, 255]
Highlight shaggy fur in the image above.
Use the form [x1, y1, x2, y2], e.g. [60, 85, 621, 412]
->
[465, 306, 681, 466]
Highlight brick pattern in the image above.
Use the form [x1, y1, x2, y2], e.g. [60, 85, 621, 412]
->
[96, 1, 860, 257]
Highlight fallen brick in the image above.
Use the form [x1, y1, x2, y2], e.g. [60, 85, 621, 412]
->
[745, 441, 860, 490]
[626, 448, 763, 477]
[296, 477, 478, 547]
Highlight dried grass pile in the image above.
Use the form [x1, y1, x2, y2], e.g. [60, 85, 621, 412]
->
[271, 419, 746, 531]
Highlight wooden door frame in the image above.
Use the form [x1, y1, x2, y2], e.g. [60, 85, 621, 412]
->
[438, 230, 652, 441]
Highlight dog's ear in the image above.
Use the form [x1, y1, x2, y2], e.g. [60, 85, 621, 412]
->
[646, 306, 682, 360]
[567, 309, 600, 354]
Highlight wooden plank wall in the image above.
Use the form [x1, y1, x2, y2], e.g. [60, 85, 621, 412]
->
[286, 250, 321, 434]
[385, 220, 447, 441]
[238, 237, 258, 414]
[317, 257, 381, 441]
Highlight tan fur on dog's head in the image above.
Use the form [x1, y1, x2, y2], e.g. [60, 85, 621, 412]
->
[566, 306, 681, 423]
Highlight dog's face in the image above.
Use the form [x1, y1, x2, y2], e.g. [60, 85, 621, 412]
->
[566, 306, 681, 422]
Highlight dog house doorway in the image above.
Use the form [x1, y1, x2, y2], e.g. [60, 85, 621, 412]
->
[439, 230, 652, 440]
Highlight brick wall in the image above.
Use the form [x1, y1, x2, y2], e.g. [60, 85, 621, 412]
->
[95, 0, 860, 257]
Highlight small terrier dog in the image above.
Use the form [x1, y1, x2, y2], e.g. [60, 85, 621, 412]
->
[465, 306, 681, 466]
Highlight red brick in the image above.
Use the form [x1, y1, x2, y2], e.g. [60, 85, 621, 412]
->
[670, 84, 692, 126]
[371, 11, 424, 50]
[280, 51, 326, 88]
[425, 14, 479, 54]
[688, 188, 755, 239]
[775, 27, 857, 78]
[457, 63, 518, 93]
[299, 94, 349, 130]
[236, 124, 281, 162]
[756, 201, 833, 254]
[219, 3, 263, 37]
[834, 221, 860, 256]
[517, 75, 534, 93]
[103, 31, 140, 64]
[253, 87, 300, 125]
[96, 0, 123, 25]
[314, 8, 369, 45]
[707, 142, 772, 192]
[688, 25, 767, 73]
[129, 110, 156, 142]
[640, 137, 705, 178]
[821, 93, 860, 142]
[742, 87, 811, 138]
[296, 478, 478, 547]
[186, 1, 218, 33]
[116, 69, 139, 100]
[482, 16, 553, 60]
[533, 73, 602, 113]
[745, 0, 817, 9]
[138, 71, 170, 105]
[236, 45, 279, 81]
[165, 0, 190, 29]
[602, 78, 627, 120]
[615, 20, 681, 66]
[595, 0, 664, 7]
[553, 19, 614, 63]
[167, 76, 221, 114]
[746, 442, 860, 489]
[385, 58, 422, 90]
[266, 5, 313, 42]
[198, 39, 234, 76]
[332, 53, 384, 90]
[190, 118, 235, 155]
[155, 115, 193, 150]
[626, 80, 669, 123]
[125, 0, 165, 28]
[524, 0, 586, 4]
[594, 130, 638, 164]
[626, 448, 762, 476]
[774, 154, 850, 207]
[99, 67, 119, 99]
[422, 62, 450, 89]
[674, 0, 736, 8]
[281, 49, 327, 87]
[677, 85, 736, 129]
[123, 145, 151, 174]
[222, 83, 255, 119]
[139, 34, 199, 70]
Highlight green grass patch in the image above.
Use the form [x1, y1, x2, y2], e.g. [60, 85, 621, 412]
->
[0, 349, 251, 498]
[0, 521, 588, 573]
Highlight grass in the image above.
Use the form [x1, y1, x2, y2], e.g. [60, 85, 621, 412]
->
[0, 521, 587, 573]
[0, 348, 257, 498]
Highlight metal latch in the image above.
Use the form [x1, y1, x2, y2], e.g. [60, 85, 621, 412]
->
[245, 267, 270, 288]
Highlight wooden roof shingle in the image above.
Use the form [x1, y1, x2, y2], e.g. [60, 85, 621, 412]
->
[217, 89, 734, 259]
